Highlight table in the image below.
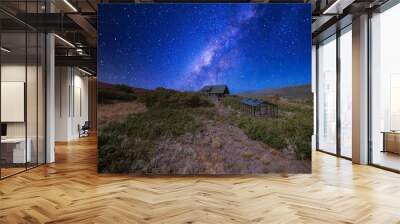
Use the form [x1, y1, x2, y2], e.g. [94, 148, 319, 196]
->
[381, 131, 400, 154]
[1, 138, 31, 163]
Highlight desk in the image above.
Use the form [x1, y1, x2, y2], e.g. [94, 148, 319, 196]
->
[382, 131, 400, 154]
[1, 138, 31, 163]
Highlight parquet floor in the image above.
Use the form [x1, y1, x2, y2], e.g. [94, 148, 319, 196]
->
[1, 167, 26, 178]
[1, 135, 400, 223]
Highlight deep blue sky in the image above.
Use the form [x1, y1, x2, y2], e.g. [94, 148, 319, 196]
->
[98, 4, 311, 93]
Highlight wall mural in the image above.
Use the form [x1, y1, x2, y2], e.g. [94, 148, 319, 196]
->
[98, 4, 312, 175]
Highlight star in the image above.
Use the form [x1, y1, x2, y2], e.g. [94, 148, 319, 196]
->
[98, 4, 311, 93]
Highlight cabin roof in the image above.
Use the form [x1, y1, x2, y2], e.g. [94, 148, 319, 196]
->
[240, 98, 276, 107]
[199, 85, 229, 94]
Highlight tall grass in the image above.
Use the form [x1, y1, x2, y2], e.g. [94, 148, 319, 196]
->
[98, 107, 201, 173]
[98, 86, 216, 173]
[221, 96, 241, 110]
[223, 96, 312, 160]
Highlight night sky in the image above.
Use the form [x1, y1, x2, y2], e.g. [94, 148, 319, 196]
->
[98, 4, 311, 93]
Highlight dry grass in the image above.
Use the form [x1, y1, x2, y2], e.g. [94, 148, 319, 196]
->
[98, 101, 147, 126]
[241, 151, 255, 159]
[261, 159, 270, 165]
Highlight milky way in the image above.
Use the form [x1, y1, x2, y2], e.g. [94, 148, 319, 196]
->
[98, 4, 311, 93]
[178, 5, 257, 90]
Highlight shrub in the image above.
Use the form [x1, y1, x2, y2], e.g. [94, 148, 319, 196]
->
[139, 88, 213, 108]
[114, 84, 133, 93]
[237, 116, 288, 150]
[98, 85, 136, 104]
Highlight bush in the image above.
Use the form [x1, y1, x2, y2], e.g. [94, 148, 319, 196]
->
[237, 116, 288, 150]
[98, 85, 136, 104]
[139, 88, 213, 108]
[114, 84, 133, 93]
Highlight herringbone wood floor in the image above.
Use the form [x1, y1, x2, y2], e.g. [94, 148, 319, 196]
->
[1, 135, 400, 224]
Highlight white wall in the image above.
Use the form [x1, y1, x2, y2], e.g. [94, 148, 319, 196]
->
[72, 72, 89, 138]
[1, 64, 41, 137]
[55, 66, 70, 141]
[55, 67, 89, 141]
[1, 64, 26, 139]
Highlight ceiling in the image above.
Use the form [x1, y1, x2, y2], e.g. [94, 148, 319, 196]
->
[0, 0, 393, 74]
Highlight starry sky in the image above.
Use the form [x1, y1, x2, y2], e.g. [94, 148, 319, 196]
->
[98, 4, 311, 93]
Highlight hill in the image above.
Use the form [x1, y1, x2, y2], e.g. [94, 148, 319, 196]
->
[239, 84, 312, 100]
[98, 81, 148, 93]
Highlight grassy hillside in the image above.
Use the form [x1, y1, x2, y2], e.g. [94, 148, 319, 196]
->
[98, 84, 137, 104]
[240, 84, 312, 101]
[98, 84, 215, 173]
[98, 83, 312, 174]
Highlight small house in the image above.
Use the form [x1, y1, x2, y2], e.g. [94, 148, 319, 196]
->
[239, 98, 278, 118]
[199, 85, 230, 99]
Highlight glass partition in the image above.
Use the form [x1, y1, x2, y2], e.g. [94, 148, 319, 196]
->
[38, 32, 46, 165]
[27, 31, 38, 169]
[339, 27, 352, 158]
[0, 1, 46, 179]
[370, 3, 400, 171]
[1, 31, 28, 177]
[317, 35, 337, 154]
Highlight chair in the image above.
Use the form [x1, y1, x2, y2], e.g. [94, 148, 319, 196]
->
[79, 121, 90, 138]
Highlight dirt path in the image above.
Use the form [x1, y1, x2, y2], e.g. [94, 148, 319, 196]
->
[150, 102, 310, 174]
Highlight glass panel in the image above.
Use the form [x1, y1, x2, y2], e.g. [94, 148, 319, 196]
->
[1, 31, 27, 177]
[339, 28, 352, 158]
[26, 0, 40, 169]
[38, 33, 46, 165]
[0, 1, 46, 179]
[318, 36, 337, 154]
[312, 45, 317, 151]
[371, 4, 400, 171]
[27, 31, 38, 169]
